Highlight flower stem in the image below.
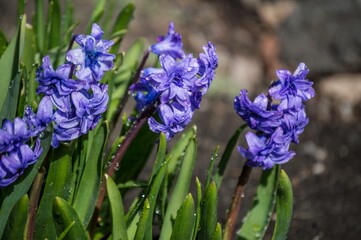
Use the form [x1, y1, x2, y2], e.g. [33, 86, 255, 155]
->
[26, 166, 47, 240]
[111, 50, 150, 126]
[224, 164, 252, 240]
[95, 101, 157, 222]
[66, 35, 76, 53]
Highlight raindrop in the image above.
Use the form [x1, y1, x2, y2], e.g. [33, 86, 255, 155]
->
[39, 132, 45, 139]
[114, 163, 120, 171]
[254, 232, 262, 238]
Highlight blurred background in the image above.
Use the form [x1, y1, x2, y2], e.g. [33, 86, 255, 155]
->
[1, 0, 361, 239]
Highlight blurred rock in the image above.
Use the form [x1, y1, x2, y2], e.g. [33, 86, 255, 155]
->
[317, 74, 361, 122]
[278, 0, 361, 74]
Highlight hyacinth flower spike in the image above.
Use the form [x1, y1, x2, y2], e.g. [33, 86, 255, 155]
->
[224, 63, 315, 239]
[66, 23, 115, 83]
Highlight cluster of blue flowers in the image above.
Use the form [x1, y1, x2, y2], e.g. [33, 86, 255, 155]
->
[130, 23, 218, 140]
[0, 97, 52, 187]
[0, 24, 113, 187]
[234, 63, 315, 169]
[36, 23, 113, 147]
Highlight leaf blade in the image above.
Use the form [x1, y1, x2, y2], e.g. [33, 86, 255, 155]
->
[271, 170, 293, 240]
[160, 138, 197, 240]
[52, 197, 89, 239]
[237, 165, 280, 240]
[72, 121, 109, 227]
[106, 174, 128, 240]
[170, 194, 196, 240]
[35, 144, 73, 239]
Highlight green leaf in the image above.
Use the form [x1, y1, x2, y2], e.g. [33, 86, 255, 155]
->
[150, 133, 167, 180]
[160, 138, 197, 240]
[0, 15, 25, 114]
[3, 194, 29, 240]
[126, 155, 171, 240]
[211, 223, 223, 240]
[114, 123, 158, 184]
[52, 197, 89, 239]
[133, 198, 151, 240]
[106, 38, 145, 121]
[22, 25, 36, 72]
[34, 0, 45, 52]
[0, 72, 21, 121]
[72, 121, 109, 227]
[193, 177, 202, 240]
[46, 0, 61, 50]
[105, 174, 128, 240]
[271, 170, 293, 240]
[0, 30, 8, 57]
[117, 180, 148, 190]
[198, 181, 218, 240]
[69, 135, 87, 203]
[18, 0, 26, 15]
[214, 124, 247, 189]
[167, 126, 197, 177]
[86, 0, 106, 33]
[64, 0, 74, 32]
[35, 144, 73, 239]
[206, 146, 219, 189]
[237, 165, 280, 240]
[0, 131, 51, 238]
[57, 221, 75, 240]
[110, 3, 135, 52]
[170, 194, 196, 240]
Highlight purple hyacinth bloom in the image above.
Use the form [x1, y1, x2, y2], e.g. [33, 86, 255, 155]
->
[0, 118, 32, 153]
[51, 111, 82, 148]
[235, 63, 314, 170]
[149, 54, 199, 91]
[0, 139, 42, 187]
[148, 102, 193, 140]
[269, 63, 315, 110]
[238, 128, 295, 170]
[129, 79, 159, 111]
[36, 56, 85, 96]
[150, 22, 185, 59]
[234, 90, 283, 134]
[131, 23, 218, 140]
[196, 42, 218, 88]
[66, 23, 115, 82]
[281, 108, 309, 143]
[23, 96, 53, 137]
[71, 84, 109, 132]
[51, 84, 108, 147]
